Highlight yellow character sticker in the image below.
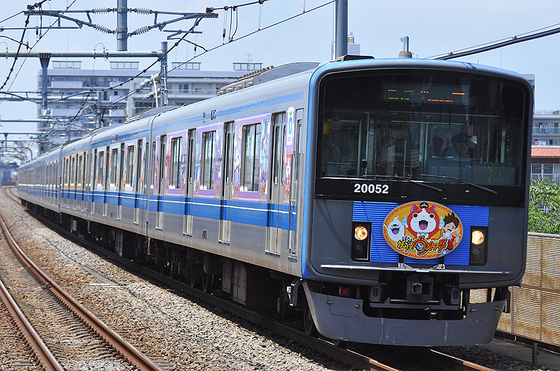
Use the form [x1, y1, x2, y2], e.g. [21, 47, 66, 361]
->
[382, 201, 463, 259]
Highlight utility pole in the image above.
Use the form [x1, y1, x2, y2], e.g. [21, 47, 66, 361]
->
[39, 54, 51, 115]
[117, 0, 128, 51]
[335, 0, 348, 59]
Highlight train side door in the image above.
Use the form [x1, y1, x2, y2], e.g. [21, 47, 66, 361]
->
[220, 122, 234, 243]
[103, 146, 110, 217]
[71, 155, 77, 210]
[117, 143, 125, 219]
[288, 109, 303, 258]
[184, 129, 196, 235]
[268, 112, 286, 255]
[77, 153, 84, 211]
[156, 135, 167, 229]
[134, 139, 144, 224]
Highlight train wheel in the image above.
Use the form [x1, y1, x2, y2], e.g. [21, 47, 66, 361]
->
[189, 276, 199, 289]
[276, 293, 287, 316]
[201, 273, 214, 293]
[303, 309, 318, 337]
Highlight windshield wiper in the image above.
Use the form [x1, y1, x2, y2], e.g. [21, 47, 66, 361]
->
[420, 174, 498, 195]
[365, 174, 442, 193]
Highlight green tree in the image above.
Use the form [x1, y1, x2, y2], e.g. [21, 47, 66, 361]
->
[528, 178, 560, 235]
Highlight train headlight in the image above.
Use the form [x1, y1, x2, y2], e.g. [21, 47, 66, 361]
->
[354, 225, 369, 241]
[471, 230, 485, 245]
[352, 222, 371, 261]
[470, 227, 488, 265]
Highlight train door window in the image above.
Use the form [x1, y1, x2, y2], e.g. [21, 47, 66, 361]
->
[126, 145, 135, 188]
[187, 130, 196, 185]
[169, 136, 182, 190]
[77, 155, 83, 190]
[241, 123, 261, 191]
[110, 148, 118, 187]
[70, 156, 76, 190]
[151, 141, 156, 191]
[272, 112, 286, 186]
[201, 131, 216, 190]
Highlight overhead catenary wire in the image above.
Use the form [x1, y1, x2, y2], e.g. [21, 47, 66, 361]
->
[62, 0, 335, 124]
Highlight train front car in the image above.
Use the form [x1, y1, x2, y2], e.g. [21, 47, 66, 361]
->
[302, 59, 533, 346]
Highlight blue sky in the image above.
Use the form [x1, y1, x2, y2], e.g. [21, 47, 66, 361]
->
[1, 0, 559, 135]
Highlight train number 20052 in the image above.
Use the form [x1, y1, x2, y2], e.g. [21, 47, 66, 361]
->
[353, 183, 389, 194]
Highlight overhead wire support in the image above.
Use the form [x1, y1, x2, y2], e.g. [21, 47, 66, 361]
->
[23, 7, 218, 50]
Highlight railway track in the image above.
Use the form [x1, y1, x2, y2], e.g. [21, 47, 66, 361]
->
[0, 189, 162, 371]
[2, 187, 495, 371]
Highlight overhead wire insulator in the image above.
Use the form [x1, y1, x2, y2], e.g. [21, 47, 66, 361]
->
[131, 26, 150, 35]
[92, 8, 112, 14]
[93, 24, 113, 34]
[133, 8, 152, 15]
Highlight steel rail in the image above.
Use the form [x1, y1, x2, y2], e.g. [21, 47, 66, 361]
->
[0, 210, 163, 371]
[0, 279, 63, 371]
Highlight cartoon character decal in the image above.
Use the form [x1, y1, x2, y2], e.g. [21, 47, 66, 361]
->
[382, 201, 463, 259]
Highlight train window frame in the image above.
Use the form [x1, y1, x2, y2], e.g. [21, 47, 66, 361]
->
[201, 130, 216, 190]
[125, 144, 135, 188]
[96, 150, 105, 189]
[110, 148, 118, 187]
[169, 136, 183, 190]
[241, 123, 261, 192]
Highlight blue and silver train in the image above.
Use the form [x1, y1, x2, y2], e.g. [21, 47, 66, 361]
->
[18, 57, 533, 346]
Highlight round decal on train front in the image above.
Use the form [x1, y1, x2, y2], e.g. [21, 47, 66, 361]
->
[382, 201, 463, 259]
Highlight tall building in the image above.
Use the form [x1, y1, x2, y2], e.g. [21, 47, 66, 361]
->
[37, 60, 260, 148]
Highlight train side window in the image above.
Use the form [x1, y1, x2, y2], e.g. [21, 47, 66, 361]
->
[125, 145, 135, 188]
[70, 156, 76, 189]
[201, 131, 216, 190]
[241, 123, 261, 191]
[169, 136, 182, 190]
[97, 151, 104, 188]
[77, 155, 83, 189]
[110, 148, 118, 187]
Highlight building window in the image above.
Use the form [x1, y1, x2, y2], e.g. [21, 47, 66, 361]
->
[171, 62, 201, 70]
[179, 84, 189, 93]
[52, 61, 82, 69]
[110, 61, 139, 69]
[233, 62, 263, 71]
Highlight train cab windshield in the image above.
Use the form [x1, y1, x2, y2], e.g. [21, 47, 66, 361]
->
[317, 69, 530, 195]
